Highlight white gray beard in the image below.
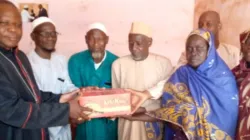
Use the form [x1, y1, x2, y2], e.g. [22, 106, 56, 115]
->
[131, 55, 144, 61]
[92, 52, 102, 59]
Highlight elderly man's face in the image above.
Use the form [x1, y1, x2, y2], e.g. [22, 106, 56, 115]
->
[85, 29, 108, 60]
[38, 5, 42, 9]
[0, 5, 22, 49]
[31, 22, 57, 52]
[198, 13, 221, 37]
[128, 34, 152, 61]
[186, 35, 209, 69]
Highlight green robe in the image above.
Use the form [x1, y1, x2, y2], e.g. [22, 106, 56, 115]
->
[68, 50, 118, 140]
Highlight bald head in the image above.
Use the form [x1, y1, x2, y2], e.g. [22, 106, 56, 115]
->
[0, 0, 17, 9]
[0, 1, 19, 17]
[0, 0, 22, 49]
[198, 10, 221, 38]
[200, 11, 220, 23]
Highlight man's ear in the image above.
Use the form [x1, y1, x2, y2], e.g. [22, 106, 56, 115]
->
[85, 35, 88, 44]
[30, 32, 35, 41]
[218, 23, 222, 30]
[105, 36, 109, 44]
[148, 38, 153, 47]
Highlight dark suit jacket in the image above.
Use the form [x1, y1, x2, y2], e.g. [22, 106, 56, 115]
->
[0, 47, 69, 140]
[38, 8, 48, 17]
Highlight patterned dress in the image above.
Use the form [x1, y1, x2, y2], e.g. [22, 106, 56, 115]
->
[232, 59, 250, 140]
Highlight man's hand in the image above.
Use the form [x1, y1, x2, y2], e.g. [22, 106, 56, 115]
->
[125, 89, 150, 114]
[121, 114, 158, 122]
[78, 86, 101, 96]
[133, 107, 146, 115]
[60, 89, 80, 103]
[68, 98, 92, 124]
[120, 115, 134, 121]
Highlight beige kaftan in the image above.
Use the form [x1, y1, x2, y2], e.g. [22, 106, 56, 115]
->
[112, 53, 173, 140]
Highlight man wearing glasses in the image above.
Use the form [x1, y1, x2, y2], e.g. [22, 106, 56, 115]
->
[28, 17, 78, 140]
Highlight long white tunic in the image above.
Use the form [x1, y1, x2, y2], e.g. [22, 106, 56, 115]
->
[28, 50, 77, 140]
[21, 9, 34, 22]
[112, 53, 173, 140]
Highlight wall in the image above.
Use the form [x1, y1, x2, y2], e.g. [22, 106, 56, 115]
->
[195, 0, 250, 48]
[12, 0, 195, 65]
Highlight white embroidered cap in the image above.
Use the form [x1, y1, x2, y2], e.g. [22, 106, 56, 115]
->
[23, 4, 28, 8]
[32, 17, 55, 31]
[87, 22, 108, 35]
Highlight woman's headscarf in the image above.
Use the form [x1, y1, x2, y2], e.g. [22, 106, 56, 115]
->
[150, 29, 239, 140]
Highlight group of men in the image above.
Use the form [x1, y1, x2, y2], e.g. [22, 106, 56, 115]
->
[0, 0, 240, 140]
[21, 4, 48, 22]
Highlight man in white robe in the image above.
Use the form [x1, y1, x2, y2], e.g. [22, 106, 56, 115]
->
[176, 10, 240, 70]
[21, 5, 34, 22]
[28, 17, 77, 140]
[112, 22, 173, 140]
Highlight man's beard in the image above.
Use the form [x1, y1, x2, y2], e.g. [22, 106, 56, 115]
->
[132, 56, 143, 61]
[91, 52, 103, 59]
[131, 53, 144, 61]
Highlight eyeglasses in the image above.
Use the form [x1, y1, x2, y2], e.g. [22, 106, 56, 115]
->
[35, 31, 60, 38]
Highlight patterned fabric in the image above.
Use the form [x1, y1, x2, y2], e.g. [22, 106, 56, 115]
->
[149, 29, 239, 140]
[232, 59, 250, 140]
[240, 29, 250, 44]
[145, 121, 162, 140]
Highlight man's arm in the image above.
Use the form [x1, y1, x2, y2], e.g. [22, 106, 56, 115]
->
[122, 114, 158, 122]
[63, 70, 78, 93]
[40, 91, 61, 103]
[146, 58, 173, 100]
[111, 61, 120, 88]
[62, 57, 78, 93]
[0, 73, 69, 129]
[27, 12, 34, 20]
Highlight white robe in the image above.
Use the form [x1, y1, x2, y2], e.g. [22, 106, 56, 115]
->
[21, 9, 34, 22]
[28, 50, 78, 140]
[112, 53, 173, 140]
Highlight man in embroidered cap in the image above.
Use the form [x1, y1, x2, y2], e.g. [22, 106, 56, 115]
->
[27, 17, 78, 140]
[112, 22, 173, 140]
[21, 4, 34, 22]
[176, 10, 240, 70]
[0, 1, 91, 140]
[68, 22, 118, 140]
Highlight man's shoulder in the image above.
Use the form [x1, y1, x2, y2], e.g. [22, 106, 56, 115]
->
[27, 50, 37, 63]
[220, 43, 240, 54]
[149, 53, 170, 60]
[112, 55, 131, 67]
[51, 53, 68, 63]
[69, 50, 89, 61]
[149, 53, 172, 65]
[52, 53, 66, 59]
[18, 50, 28, 59]
[106, 50, 118, 61]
